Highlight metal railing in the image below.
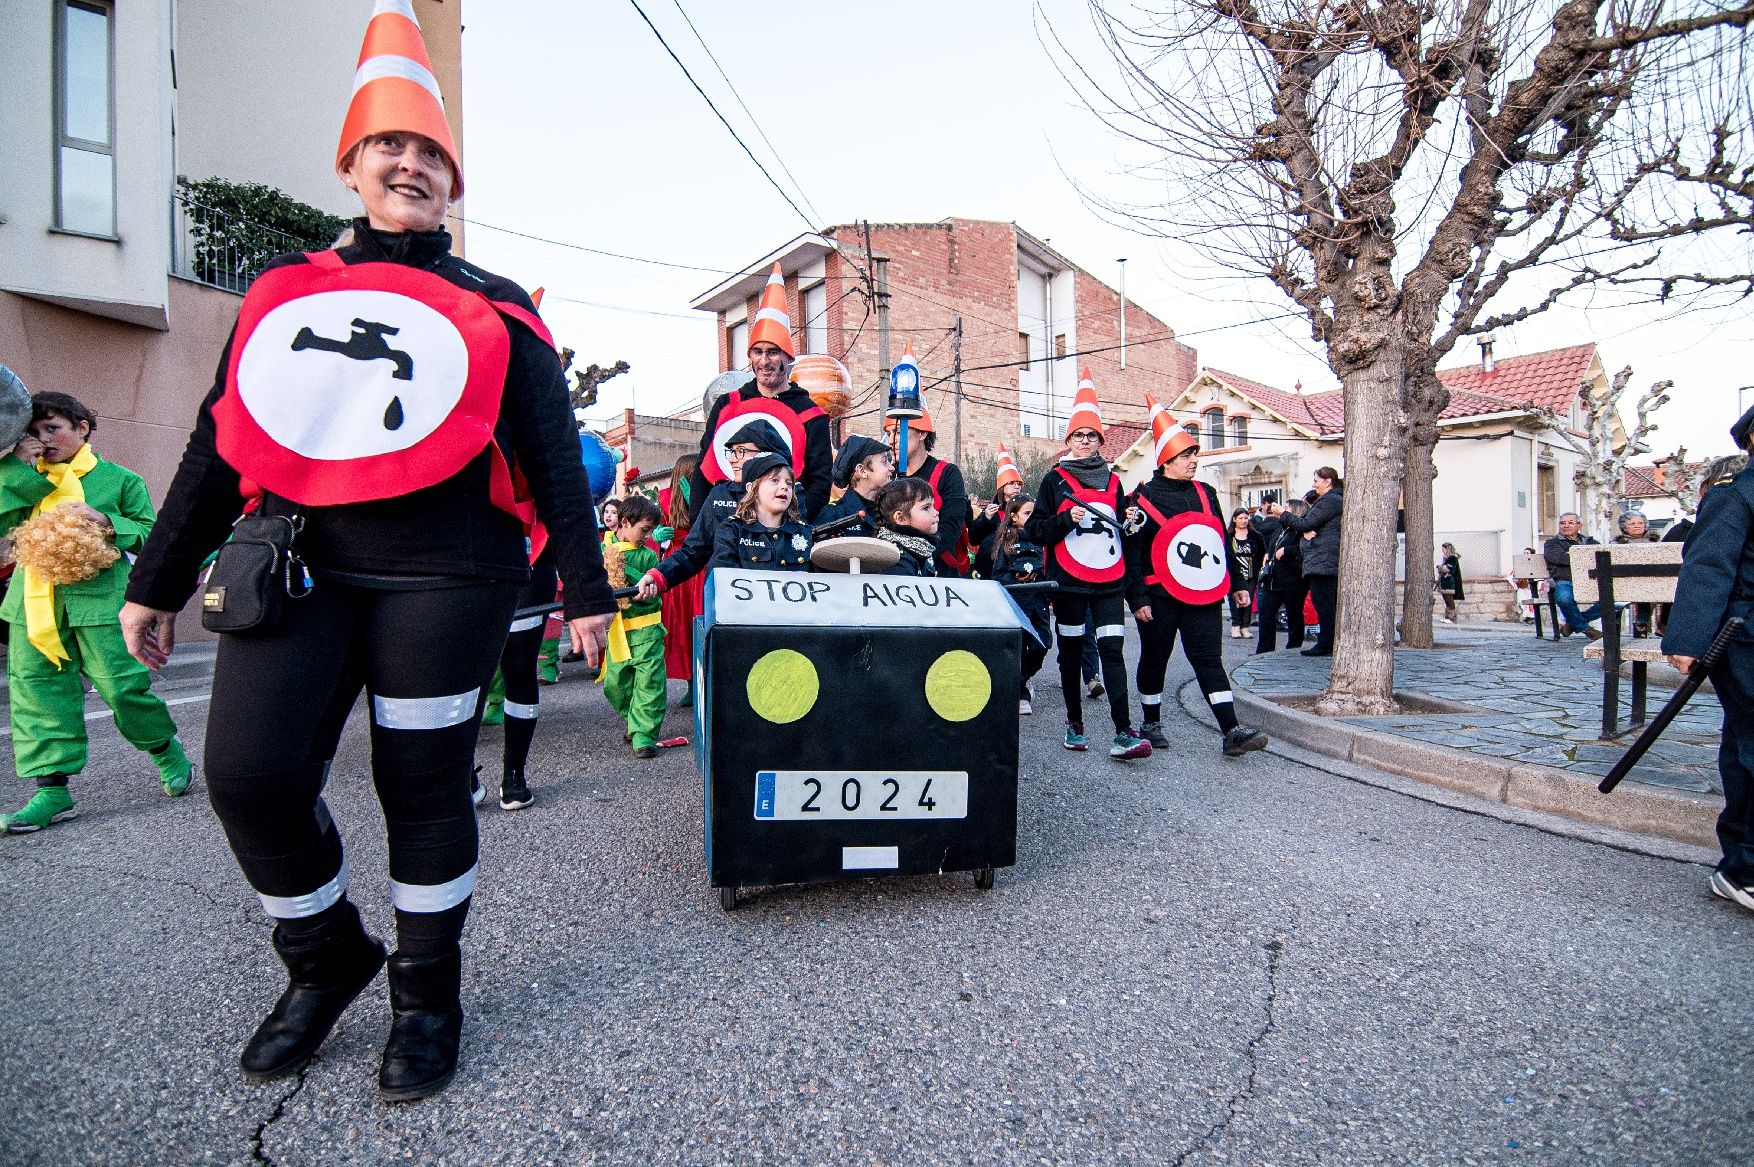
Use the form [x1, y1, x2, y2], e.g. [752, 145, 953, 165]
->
[170, 191, 322, 293]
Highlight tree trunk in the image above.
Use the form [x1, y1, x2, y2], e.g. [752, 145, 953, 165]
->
[1399, 432, 1439, 649]
[1317, 351, 1408, 717]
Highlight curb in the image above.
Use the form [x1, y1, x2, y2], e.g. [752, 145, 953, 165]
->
[1188, 681, 1720, 854]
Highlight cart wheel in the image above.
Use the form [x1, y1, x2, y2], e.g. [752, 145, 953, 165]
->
[975, 866, 995, 890]
[719, 886, 737, 911]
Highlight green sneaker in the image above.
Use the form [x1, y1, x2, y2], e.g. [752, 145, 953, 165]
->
[3, 786, 77, 833]
[152, 738, 194, 797]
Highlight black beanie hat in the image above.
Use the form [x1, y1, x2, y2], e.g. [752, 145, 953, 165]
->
[832, 435, 888, 488]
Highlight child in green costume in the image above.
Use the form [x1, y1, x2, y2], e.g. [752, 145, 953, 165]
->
[1, 392, 193, 832]
[600, 495, 667, 759]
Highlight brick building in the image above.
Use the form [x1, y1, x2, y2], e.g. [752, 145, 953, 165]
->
[688, 220, 1198, 477]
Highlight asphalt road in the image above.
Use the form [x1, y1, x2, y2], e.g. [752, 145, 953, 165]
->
[2, 634, 1751, 1167]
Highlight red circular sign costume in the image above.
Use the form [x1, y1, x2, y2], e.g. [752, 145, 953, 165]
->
[699, 392, 808, 485]
[1052, 468, 1125, 585]
[1137, 488, 1229, 605]
[214, 258, 510, 507]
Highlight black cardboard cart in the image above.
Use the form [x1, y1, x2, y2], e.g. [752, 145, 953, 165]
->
[693, 568, 1031, 909]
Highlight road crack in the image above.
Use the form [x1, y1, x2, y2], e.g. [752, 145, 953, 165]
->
[1173, 933, 1284, 1167]
[250, 1065, 311, 1166]
[8, 855, 266, 932]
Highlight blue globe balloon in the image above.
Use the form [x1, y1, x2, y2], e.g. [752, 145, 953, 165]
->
[579, 430, 619, 498]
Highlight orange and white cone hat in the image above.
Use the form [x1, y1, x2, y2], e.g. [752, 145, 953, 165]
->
[1145, 393, 1173, 464]
[530, 287, 545, 310]
[747, 264, 795, 358]
[337, 0, 463, 195]
[995, 443, 1023, 492]
[1160, 418, 1199, 465]
[1065, 368, 1103, 438]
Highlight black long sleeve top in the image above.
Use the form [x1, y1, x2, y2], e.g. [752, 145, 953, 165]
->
[125, 224, 616, 621]
[1122, 474, 1225, 611]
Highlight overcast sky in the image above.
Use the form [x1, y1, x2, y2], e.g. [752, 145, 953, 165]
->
[455, 0, 1752, 461]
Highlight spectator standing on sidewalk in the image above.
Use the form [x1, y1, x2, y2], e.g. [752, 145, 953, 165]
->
[1225, 508, 1263, 638]
[1283, 467, 1343, 657]
[1438, 542, 1464, 623]
[1255, 499, 1308, 653]
[1543, 513, 1602, 639]
[1662, 404, 1754, 915]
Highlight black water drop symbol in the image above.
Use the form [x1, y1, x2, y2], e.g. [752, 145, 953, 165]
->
[384, 396, 404, 430]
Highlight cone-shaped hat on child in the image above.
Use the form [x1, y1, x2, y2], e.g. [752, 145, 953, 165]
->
[337, 0, 463, 195]
[747, 264, 795, 358]
[1065, 369, 1103, 438]
[995, 443, 1023, 491]
[883, 405, 936, 434]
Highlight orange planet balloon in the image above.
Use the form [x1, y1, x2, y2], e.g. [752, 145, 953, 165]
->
[792, 354, 852, 418]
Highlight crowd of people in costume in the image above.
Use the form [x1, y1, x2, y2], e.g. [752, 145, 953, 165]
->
[0, 0, 1276, 1108]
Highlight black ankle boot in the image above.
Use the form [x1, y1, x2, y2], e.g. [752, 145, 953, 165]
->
[379, 949, 464, 1102]
[241, 902, 386, 1081]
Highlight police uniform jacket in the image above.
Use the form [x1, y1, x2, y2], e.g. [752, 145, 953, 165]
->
[1662, 465, 1754, 663]
[990, 534, 1049, 613]
[709, 517, 813, 572]
[812, 489, 879, 538]
[126, 224, 616, 621]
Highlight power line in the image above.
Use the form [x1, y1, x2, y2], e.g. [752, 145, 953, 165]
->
[669, 0, 824, 225]
[447, 213, 737, 274]
[626, 0, 816, 231]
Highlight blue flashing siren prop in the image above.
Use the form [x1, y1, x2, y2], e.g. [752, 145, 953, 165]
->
[887, 340, 923, 470]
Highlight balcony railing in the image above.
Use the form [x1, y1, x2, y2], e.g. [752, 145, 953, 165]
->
[170, 191, 325, 293]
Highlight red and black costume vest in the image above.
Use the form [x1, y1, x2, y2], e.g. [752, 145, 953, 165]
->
[1134, 480, 1229, 605]
[1050, 466, 1126, 586]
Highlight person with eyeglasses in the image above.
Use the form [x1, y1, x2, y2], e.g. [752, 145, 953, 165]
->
[1023, 372, 1151, 759]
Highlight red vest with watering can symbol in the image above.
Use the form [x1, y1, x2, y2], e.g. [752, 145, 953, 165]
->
[1136, 481, 1229, 605]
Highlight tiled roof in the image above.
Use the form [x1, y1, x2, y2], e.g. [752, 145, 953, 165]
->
[1204, 369, 1344, 436]
[1622, 462, 1700, 498]
[1436, 343, 1597, 412]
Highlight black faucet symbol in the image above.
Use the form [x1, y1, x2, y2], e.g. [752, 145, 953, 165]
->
[289, 319, 414, 430]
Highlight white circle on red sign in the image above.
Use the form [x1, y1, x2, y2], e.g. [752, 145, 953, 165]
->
[236, 290, 469, 460]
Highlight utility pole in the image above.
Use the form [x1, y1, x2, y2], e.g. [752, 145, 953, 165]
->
[953, 316, 964, 465]
[865, 220, 891, 391]
[1117, 258, 1128, 370]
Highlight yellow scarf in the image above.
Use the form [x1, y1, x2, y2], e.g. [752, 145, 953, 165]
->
[23, 443, 99, 667]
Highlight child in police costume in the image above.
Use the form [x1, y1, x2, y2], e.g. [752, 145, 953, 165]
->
[990, 494, 1052, 714]
[120, 1, 616, 1102]
[710, 455, 813, 572]
[813, 434, 893, 538]
[635, 420, 789, 603]
[1024, 371, 1152, 759]
[1664, 404, 1754, 914]
[1123, 411, 1268, 758]
[602, 495, 668, 759]
[873, 478, 941, 577]
[2, 391, 194, 831]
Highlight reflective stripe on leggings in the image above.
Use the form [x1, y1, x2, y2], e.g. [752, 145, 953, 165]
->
[371, 690, 481, 731]
[503, 699, 539, 720]
[508, 615, 544, 633]
[256, 857, 348, 920]
[390, 865, 478, 913]
[1094, 624, 1125, 640]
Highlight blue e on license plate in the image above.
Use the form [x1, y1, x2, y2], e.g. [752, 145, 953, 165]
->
[753, 771, 968, 821]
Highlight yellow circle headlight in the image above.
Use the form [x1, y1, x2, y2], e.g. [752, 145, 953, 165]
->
[925, 649, 991, 722]
[745, 649, 820, 724]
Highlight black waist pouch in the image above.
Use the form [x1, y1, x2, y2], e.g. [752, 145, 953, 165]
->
[201, 514, 310, 634]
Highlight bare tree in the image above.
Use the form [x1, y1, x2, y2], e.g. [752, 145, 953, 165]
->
[1049, 0, 1754, 714]
[1542, 365, 1671, 537]
[1651, 446, 1706, 514]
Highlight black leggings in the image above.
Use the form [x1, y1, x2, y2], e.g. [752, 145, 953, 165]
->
[1053, 592, 1130, 732]
[204, 578, 519, 956]
[1134, 588, 1239, 732]
[1020, 605, 1051, 695]
[496, 563, 558, 776]
[1307, 575, 1338, 653]
[1255, 585, 1306, 652]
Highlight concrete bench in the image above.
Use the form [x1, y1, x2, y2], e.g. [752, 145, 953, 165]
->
[1511, 551, 1563, 641]
[1569, 542, 1683, 739]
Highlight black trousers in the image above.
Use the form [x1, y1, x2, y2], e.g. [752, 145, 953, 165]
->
[1713, 653, 1754, 885]
[1134, 587, 1238, 732]
[1255, 585, 1306, 652]
[496, 562, 558, 776]
[1053, 591, 1130, 732]
[1020, 605, 1051, 695]
[204, 577, 519, 954]
[1307, 575, 1338, 653]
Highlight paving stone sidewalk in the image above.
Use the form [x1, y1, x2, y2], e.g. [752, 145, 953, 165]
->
[1231, 623, 1722, 796]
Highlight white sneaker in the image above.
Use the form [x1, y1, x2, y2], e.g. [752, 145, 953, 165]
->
[1019, 698, 1033, 716]
[1442, 617, 1457, 624]
[1711, 870, 1754, 913]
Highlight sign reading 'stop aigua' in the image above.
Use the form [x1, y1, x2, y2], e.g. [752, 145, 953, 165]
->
[706, 569, 1028, 630]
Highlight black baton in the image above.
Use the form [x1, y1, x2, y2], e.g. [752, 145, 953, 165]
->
[1599, 617, 1743, 794]
[1003, 581, 1061, 596]
[812, 510, 868, 539]
[512, 588, 638, 622]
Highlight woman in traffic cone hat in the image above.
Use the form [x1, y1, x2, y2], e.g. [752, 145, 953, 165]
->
[1022, 370, 1151, 759]
[120, 0, 617, 1103]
